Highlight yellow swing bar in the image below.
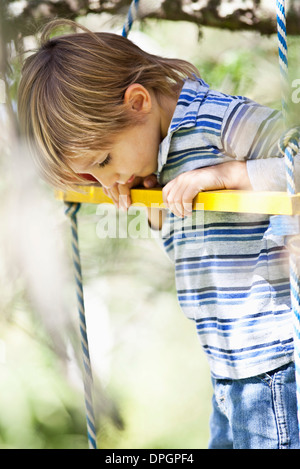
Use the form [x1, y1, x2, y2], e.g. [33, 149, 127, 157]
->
[55, 186, 300, 216]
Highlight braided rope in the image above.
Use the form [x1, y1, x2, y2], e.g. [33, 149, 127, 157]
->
[65, 202, 97, 449]
[278, 127, 300, 195]
[122, 0, 140, 38]
[64, 0, 141, 449]
[276, 0, 289, 121]
[276, 0, 300, 438]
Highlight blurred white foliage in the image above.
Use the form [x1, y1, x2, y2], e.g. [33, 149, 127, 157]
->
[0, 137, 75, 359]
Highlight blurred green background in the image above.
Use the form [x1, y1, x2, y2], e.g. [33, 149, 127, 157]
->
[1, 14, 300, 449]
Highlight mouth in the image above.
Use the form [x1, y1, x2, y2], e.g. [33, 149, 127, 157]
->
[126, 174, 135, 184]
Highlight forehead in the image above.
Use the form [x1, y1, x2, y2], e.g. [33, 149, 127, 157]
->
[72, 156, 98, 171]
[66, 153, 103, 173]
[64, 135, 119, 171]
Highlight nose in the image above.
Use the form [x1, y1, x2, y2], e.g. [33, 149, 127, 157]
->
[90, 168, 120, 189]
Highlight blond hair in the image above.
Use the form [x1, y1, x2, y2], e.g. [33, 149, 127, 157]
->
[18, 19, 200, 189]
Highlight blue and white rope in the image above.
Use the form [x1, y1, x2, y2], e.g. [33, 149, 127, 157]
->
[276, 0, 300, 438]
[65, 202, 97, 449]
[278, 128, 300, 195]
[122, 0, 140, 38]
[276, 0, 289, 121]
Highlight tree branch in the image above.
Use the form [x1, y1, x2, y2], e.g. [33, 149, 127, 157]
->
[5, 0, 300, 42]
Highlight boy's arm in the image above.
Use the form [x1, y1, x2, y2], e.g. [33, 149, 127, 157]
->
[162, 155, 300, 218]
[162, 161, 251, 217]
[164, 98, 300, 217]
[246, 156, 300, 192]
[221, 98, 300, 193]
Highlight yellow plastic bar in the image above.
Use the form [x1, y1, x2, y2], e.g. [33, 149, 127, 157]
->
[55, 186, 300, 215]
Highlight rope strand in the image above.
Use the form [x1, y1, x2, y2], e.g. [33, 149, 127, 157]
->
[65, 202, 97, 449]
[122, 0, 140, 38]
[276, 0, 289, 122]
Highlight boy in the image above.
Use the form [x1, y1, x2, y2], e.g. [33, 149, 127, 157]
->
[18, 19, 300, 449]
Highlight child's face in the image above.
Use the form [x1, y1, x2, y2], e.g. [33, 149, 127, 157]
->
[68, 118, 160, 188]
[68, 85, 163, 188]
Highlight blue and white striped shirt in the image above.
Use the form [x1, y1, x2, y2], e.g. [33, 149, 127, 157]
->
[157, 78, 294, 379]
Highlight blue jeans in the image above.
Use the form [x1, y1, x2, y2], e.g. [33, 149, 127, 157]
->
[209, 362, 300, 449]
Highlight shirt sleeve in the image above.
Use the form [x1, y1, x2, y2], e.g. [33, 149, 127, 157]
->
[221, 97, 300, 191]
[247, 156, 300, 192]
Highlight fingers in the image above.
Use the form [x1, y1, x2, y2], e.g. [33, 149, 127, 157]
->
[102, 184, 120, 207]
[102, 183, 131, 210]
[102, 175, 159, 212]
[163, 197, 193, 218]
[143, 174, 158, 188]
[162, 173, 199, 218]
[118, 183, 131, 210]
[103, 176, 196, 218]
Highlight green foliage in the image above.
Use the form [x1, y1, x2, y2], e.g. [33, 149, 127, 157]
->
[0, 317, 88, 449]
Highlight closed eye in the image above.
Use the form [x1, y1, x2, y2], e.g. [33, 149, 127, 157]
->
[98, 153, 112, 168]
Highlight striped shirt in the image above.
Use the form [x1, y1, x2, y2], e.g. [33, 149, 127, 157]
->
[157, 77, 294, 379]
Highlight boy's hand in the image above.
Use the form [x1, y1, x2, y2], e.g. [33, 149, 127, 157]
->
[102, 174, 158, 210]
[162, 161, 252, 218]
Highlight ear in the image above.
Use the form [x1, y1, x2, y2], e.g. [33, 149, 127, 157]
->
[124, 84, 152, 113]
